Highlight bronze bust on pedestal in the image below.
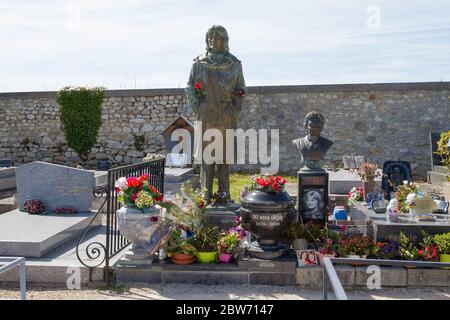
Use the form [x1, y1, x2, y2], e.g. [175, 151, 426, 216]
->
[292, 111, 333, 171]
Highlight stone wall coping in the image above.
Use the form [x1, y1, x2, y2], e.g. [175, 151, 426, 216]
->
[1, 81, 449, 99]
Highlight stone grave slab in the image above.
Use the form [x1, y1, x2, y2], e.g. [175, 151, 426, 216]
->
[327, 169, 382, 195]
[16, 161, 95, 212]
[350, 203, 450, 243]
[0, 209, 101, 257]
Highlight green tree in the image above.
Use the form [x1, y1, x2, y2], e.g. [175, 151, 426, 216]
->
[57, 87, 105, 159]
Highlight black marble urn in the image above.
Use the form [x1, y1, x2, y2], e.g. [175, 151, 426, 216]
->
[240, 189, 296, 259]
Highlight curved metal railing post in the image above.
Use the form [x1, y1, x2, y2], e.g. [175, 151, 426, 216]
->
[75, 186, 108, 279]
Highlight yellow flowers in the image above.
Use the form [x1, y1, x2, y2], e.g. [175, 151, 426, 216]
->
[135, 191, 154, 209]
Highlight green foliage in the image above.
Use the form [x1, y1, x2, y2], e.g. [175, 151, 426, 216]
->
[287, 222, 327, 244]
[433, 232, 450, 255]
[398, 232, 419, 260]
[57, 86, 105, 158]
[163, 228, 197, 257]
[435, 130, 450, 180]
[133, 134, 146, 151]
[193, 224, 221, 252]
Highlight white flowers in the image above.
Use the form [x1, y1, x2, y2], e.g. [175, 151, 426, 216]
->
[114, 177, 128, 191]
[406, 193, 416, 205]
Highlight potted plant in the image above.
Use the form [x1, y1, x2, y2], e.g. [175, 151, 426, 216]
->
[217, 231, 243, 263]
[417, 231, 438, 262]
[340, 234, 373, 259]
[193, 224, 221, 263]
[164, 228, 197, 265]
[398, 232, 419, 266]
[433, 232, 450, 263]
[347, 187, 364, 207]
[115, 174, 164, 259]
[372, 241, 399, 260]
[287, 223, 309, 251]
[352, 162, 381, 201]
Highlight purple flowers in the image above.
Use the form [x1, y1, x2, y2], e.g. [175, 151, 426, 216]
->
[229, 226, 247, 238]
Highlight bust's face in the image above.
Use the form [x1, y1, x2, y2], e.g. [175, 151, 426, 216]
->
[306, 120, 323, 138]
[208, 33, 225, 54]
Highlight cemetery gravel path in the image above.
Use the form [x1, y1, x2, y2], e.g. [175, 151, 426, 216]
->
[1, 284, 450, 300]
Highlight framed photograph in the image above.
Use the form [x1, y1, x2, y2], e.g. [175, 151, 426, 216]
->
[302, 188, 325, 220]
[296, 250, 318, 267]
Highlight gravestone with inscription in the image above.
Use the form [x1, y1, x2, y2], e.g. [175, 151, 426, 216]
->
[16, 161, 95, 212]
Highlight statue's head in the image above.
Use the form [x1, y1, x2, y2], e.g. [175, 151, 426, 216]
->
[205, 25, 229, 54]
[303, 111, 325, 138]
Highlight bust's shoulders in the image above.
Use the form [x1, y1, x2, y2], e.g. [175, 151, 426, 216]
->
[318, 136, 334, 147]
[292, 137, 306, 147]
[227, 53, 241, 63]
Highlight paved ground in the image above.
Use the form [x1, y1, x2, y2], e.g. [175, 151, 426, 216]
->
[1, 283, 450, 300]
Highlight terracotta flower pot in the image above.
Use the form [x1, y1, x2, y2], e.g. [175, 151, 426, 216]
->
[171, 253, 196, 265]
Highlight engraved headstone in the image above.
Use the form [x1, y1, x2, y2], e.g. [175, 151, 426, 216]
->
[16, 161, 95, 212]
[343, 156, 356, 169]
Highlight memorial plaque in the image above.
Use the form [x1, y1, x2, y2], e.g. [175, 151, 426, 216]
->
[16, 161, 95, 212]
[382, 161, 412, 199]
[343, 156, 356, 169]
[298, 171, 329, 224]
[367, 191, 384, 209]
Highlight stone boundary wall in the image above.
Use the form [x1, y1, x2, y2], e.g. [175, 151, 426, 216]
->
[0, 82, 449, 177]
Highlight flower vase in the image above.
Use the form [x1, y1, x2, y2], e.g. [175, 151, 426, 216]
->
[117, 205, 161, 260]
[362, 181, 375, 202]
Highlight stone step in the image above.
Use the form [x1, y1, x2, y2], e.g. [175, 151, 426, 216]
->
[433, 166, 448, 174]
[115, 257, 297, 286]
[0, 196, 17, 214]
[428, 171, 449, 187]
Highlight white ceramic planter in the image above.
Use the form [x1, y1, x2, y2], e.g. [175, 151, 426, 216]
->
[117, 205, 161, 260]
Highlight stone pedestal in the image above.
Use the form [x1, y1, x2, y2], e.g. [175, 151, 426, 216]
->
[204, 204, 239, 231]
[238, 254, 297, 285]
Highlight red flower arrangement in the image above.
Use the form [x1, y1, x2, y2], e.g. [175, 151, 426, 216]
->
[54, 207, 78, 214]
[115, 174, 163, 213]
[23, 199, 46, 215]
[249, 175, 287, 193]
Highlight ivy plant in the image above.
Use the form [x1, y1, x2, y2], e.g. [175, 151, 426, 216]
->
[435, 130, 450, 180]
[57, 87, 105, 159]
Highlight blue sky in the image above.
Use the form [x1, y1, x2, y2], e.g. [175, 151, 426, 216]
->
[1, 0, 449, 92]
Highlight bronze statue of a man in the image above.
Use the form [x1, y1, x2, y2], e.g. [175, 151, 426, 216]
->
[292, 111, 333, 171]
[186, 25, 246, 204]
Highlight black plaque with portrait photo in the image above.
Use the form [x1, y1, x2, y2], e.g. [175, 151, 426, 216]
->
[297, 170, 328, 225]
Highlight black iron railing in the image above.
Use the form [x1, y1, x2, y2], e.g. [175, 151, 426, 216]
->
[77, 158, 165, 283]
